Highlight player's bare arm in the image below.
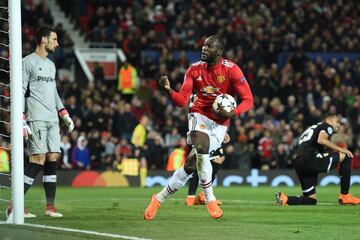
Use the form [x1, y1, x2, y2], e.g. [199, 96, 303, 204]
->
[317, 131, 353, 158]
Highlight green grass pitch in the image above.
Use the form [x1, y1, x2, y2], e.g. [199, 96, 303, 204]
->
[1, 186, 360, 240]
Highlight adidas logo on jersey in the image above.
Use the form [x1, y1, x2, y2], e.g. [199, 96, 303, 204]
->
[196, 76, 202, 81]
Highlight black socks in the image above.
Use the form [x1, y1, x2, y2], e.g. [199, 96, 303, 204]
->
[24, 162, 43, 195]
[287, 196, 317, 205]
[188, 171, 199, 195]
[211, 162, 221, 181]
[43, 161, 57, 206]
[339, 156, 352, 194]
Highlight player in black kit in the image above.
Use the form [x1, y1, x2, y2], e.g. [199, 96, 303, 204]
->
[276, 113, 360, 205]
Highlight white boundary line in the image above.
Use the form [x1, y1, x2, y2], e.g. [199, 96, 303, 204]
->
[0, 222, 153, 240]
[22, 197, 341, 206]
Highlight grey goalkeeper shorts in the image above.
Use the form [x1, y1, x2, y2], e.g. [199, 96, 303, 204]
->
[27, 121, 61, 155]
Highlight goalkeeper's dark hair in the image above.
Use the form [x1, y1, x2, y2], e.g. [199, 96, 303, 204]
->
[36, 26, 56, 46]
[208, 35, 225, 52]
[321, 112, 339, 121]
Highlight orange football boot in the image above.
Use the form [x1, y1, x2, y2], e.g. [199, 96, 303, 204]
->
[339, 193, 360, 205]
[185, 196, 197, 206]
[275, 192, 288, 206]
[198, 191, 222, 205]
[206, 200, 223, 219]
[144, 194, 161, 220]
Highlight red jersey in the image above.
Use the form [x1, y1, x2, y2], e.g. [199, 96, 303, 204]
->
[169, 58, 253, 126]
[258, 137, 274, 159]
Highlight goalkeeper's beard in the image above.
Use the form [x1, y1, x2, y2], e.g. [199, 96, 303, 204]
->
[45, 45, 56, 54]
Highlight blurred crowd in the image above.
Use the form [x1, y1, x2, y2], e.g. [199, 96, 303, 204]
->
[0, 0, 360, 172]
[60, 0, 360, 65]
[21, 0, 74, 68]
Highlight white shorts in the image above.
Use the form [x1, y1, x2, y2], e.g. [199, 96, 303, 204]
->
[187, 113, 227, 154]
[27, 121, 61, 155]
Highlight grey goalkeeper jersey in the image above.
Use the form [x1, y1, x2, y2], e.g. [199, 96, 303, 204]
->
[22, 52, 64, 122]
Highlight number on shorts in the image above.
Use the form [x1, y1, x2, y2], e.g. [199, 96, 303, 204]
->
[298, 125, 317, 145]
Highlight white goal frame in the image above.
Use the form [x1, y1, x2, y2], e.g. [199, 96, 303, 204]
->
[7, 0, 24, 224]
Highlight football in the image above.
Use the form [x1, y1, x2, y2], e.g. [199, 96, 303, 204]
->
[212, 94, 237, 113]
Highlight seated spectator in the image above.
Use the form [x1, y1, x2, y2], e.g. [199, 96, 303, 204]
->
[87, 129, 103, 170]
[258, 129, 275, 170]
[117, 137, 132, 158]
[59, 135, 72, 170]
[353, 149, 360, 170]
[72, 136, 91, 170]
[101, 132, 117, 170]
[164, 127, 181, 154]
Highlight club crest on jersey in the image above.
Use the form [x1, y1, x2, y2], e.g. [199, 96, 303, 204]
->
[200, 86, 219, 95]
[199, 124, 206, 129]
[217, 75, 225, 83]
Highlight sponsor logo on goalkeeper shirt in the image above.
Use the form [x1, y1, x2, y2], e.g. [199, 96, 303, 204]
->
[37, 76, 55, 83]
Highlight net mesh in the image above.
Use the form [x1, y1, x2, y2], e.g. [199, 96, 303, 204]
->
[0, 0, 11, 220]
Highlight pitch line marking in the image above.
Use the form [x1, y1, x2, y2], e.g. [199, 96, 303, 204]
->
[24, 198, 340, 206]
[0, 222, 153, 240]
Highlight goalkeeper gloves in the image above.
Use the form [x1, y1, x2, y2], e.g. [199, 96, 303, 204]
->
[22, 113, 32, 140]
[58, 109, 74, 133]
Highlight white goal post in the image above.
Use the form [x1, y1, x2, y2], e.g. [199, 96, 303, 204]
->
[7, 0, 24, 224]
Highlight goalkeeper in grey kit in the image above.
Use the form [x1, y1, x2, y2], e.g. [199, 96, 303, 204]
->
[9, 26, 74, 218]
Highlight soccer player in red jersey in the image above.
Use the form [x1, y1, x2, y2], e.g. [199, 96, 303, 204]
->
[144, 35, 253, 220]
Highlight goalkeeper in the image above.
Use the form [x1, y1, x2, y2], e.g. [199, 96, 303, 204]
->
[9, 27, 74, 218]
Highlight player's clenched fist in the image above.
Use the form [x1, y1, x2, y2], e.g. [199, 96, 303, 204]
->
[158, 75, 171, 91]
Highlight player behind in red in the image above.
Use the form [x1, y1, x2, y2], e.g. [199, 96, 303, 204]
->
[144, 35, 253, 220]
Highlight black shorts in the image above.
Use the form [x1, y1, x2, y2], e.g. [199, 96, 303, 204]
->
[294, 151, 340, 196]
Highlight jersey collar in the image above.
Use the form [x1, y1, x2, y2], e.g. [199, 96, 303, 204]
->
[206, 57, 223, 69]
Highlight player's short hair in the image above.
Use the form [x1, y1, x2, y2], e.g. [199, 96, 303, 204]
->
[321, 112, 338, 121]
[208, 35, 225, 52]
[36, 26, 56, 46]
